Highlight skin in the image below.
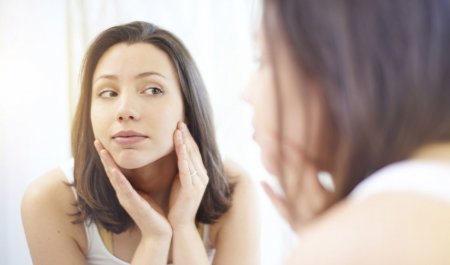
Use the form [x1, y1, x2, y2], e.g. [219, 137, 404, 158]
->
[22, 43, 260, 265]
[244, 30, 327, 227]
[245, 26, 450, 264]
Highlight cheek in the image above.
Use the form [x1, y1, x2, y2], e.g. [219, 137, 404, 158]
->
[250, 70, 280, 167]
[150, 100, 184, 137]
[90, 105, 105, 138]
[247, 68, 278, 137]
[89, 102, 116, 148]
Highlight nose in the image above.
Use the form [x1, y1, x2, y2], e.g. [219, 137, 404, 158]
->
[116, 94, 140, 121]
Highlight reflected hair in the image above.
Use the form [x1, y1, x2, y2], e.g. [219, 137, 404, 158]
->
[264, 0, 450, 217]
[71, 21, 233, 233]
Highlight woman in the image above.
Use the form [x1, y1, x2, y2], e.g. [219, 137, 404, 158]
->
[245, 0, 450, 264]
[22, 21, 259, 265]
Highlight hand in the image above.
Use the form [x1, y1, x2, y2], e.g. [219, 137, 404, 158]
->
[94, 140, 172, 240]
[168, 122, 209, 229]
[262, 137, 330, 230]
[261, 181, 295, 228]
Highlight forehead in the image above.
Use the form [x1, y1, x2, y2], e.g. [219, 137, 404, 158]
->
[93, 42, 178, 80]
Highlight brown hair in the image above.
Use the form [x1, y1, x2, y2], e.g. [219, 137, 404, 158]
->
[71, 21, 233, 233]
[264, 0, 450, 217]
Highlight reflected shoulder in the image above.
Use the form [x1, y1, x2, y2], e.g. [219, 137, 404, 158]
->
[287, 192, 450, 265]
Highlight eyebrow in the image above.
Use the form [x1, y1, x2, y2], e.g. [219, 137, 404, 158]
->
[93, 71, 169, 83]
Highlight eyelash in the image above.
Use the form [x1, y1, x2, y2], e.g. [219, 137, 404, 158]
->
[99, 90, 117, 98]
[97, 87, 164, 98]
[143, 87, 164, 95]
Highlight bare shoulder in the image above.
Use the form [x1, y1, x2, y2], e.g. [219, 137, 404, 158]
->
[22, 167, 77, 218]
[21, 167, 87, 264]
[222, 159, 259, 213]
[223, 159, 254, 187]
[208, 160, 260, 265]
[288, 192, 450, 265]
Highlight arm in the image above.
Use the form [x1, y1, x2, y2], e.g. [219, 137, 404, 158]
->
[172, 224, 210, 265]
[21, 169, 87, 265]
[131, 237, 171, 265]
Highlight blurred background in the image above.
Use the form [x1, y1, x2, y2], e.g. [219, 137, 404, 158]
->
[0, 0, 293, 264]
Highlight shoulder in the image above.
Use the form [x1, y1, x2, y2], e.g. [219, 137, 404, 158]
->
[287, 192, 450, 265]
[223, 159, 255, 189]
[22, 167, 74, 215]
[21, 167, 87, 257]
[222, 159, 259, 213]
[208, 160, 260, 262]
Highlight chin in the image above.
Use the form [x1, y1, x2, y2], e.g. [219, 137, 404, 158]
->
[110, 150, 154, 169]
[116, 156, 150, 169]
[111, 145, 176, 170]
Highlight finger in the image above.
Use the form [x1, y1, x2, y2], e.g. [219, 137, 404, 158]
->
[189, 158, 208, 187]
[99, 149, 118, 175]
[178, 123, 208, 179]
[179, 123, 204, 169]
[110, 169, 155, 218]
[94, 140, 102, 153]
[183, 145, 208, 186]
[261, 181, 293, 225]
[175, 139, 192, 188]
[179, 122, 201, 156]
[110, 168, 136, 200]
[96, 147, 127, 195]
[191, 173, 205, 193]
[94, 140, 116, 172]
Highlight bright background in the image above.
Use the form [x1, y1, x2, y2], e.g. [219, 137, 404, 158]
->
[0, 0, 293, 264]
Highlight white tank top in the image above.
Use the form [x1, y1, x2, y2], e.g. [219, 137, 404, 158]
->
[60, 159, 215, 265]
[350, 160, 450, 203]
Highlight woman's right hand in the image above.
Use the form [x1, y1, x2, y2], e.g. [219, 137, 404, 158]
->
[94, 140, 173, 241]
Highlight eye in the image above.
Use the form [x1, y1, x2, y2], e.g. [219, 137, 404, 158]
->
[143, 87, 163, 95]
[99, 90, 117, 98]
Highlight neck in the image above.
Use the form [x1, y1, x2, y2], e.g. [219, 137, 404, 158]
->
[120, 152, 178, 213]
[412, 141, 450, 164]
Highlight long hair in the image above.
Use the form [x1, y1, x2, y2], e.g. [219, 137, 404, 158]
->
[71, 21, 233, 233]
[264, 0, 450, 218]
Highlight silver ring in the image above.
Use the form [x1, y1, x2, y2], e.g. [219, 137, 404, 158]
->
[190, 170, 198, 177]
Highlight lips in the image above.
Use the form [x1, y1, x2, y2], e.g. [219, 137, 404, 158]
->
[112, 130, 149, 145]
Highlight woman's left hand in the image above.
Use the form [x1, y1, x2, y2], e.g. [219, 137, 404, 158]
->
[168, 122, 209, 229]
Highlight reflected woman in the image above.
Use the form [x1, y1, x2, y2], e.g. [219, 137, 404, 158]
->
[22, 21, 259, 265]
[246, 0, 450, 264]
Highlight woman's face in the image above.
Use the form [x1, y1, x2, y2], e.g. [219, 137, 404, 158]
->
[91, 42, 184, 169]
[244, 29, 314, 174]
[244, 28, 327, 224]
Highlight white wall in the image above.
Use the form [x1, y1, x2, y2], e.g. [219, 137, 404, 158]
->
[0, 1, 70, 264]
[0, 1, 293, 264]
